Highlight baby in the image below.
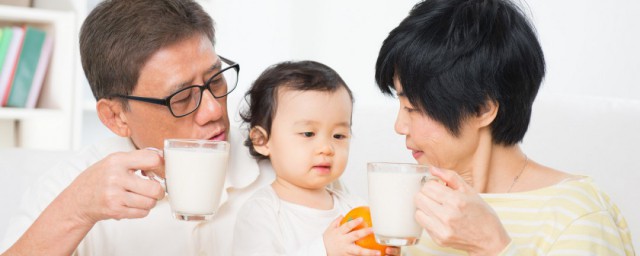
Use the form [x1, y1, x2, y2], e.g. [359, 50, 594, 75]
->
[233, 60, 387, 255]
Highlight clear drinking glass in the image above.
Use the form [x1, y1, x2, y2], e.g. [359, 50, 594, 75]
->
[368, 162, 429, 246]
[163, 139, 229, 221]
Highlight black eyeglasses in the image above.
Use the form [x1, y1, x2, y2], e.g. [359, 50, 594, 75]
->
[112, 56, 240, 118]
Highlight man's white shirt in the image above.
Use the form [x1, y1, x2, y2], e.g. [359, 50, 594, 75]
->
[1, 128, 275, 255]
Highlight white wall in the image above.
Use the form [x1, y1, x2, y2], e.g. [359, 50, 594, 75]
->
[210, 0, 420, 123]
[528, 0, 640, 100]
[202, 0, 640, 124]
[198, 0, 640, 194]
[83, 0, 640, 139]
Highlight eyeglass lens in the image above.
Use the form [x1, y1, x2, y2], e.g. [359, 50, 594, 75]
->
[168, 65, 238, 116]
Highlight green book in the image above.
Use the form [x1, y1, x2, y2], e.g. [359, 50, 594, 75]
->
[6, 27, 46, 108]
[0, 27, 13, 73]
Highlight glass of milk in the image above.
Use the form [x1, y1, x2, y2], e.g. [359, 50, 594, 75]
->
[164, 139, 229, 221]
[368, 162, 429, 246]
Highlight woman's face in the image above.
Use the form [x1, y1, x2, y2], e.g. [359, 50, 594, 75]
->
[393, 78, 479, 170]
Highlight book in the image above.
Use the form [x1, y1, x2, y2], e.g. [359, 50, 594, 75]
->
[6, 26, 46, 108]
[0, 26, 25, 106]
[0, 27, 12, 72]
[25, 34, 53, 108]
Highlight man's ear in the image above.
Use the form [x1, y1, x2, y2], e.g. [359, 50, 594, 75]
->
[476, 100, 499, 128]
[96, 99, 131, 137]
[250, 126, 270, 156]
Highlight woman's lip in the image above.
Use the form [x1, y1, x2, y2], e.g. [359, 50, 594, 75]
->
[412, 150, 424, 160]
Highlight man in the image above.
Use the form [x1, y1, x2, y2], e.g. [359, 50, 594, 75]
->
[0, 0, 274, 255]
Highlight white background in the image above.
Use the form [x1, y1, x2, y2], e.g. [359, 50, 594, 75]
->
[83, 0, 640, 143]
[208, 0, 640, 118]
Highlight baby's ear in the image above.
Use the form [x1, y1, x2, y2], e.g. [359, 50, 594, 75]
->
[250, 126, 270, 156]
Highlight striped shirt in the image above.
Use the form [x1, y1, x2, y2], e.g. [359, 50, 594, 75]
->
[405, 177, 635, 255]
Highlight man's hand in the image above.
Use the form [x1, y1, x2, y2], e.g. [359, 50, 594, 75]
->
[66, 149, 166, 224]
[4, 149, 166, 256]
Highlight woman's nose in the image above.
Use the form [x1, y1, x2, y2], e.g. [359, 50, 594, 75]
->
[394, 109, 408, 135]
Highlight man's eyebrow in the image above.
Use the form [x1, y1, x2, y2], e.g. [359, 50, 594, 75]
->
[207, 59, 222, 73]
[168, 59, 222, 93]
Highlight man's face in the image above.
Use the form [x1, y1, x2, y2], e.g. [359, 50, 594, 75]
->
[123, 35, 229, 150]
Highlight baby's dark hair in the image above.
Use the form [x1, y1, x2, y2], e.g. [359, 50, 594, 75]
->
[240, 60, 353, 160]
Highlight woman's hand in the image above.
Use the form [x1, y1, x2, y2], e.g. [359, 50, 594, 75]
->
[415, 167, 510, 255]
[384, 247, 401, 256]
[323, 216, 383, 256]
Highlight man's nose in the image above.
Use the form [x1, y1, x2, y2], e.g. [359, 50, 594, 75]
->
[194, 89, 223, 125]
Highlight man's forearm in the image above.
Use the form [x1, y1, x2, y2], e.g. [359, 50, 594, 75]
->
[2, 187, 95, 256]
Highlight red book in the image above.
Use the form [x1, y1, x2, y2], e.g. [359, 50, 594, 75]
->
[0, 26, 26, 106]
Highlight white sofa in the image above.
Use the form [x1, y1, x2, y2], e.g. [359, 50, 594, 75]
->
[1, 92, 638, 250]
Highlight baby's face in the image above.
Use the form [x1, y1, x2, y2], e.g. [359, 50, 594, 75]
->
[265, 87, 353, 190]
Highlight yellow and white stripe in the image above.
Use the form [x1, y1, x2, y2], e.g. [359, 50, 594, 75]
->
[404, 177, 635, 255]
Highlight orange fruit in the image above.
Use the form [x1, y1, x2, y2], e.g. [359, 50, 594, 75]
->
[340, 206, 388, 254]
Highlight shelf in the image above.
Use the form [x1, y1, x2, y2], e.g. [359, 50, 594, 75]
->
[0, 5, 74, 23]
[0, 108, 65, 120]
[1, 4, 77, 150]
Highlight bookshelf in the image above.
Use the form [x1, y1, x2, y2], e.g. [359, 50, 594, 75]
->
[0, 4, 78, 150]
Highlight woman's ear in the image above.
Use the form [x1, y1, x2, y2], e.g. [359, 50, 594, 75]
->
[476, 100, 499, 128]
[250, 126, 270, 156]
[96, 99, 131, 137]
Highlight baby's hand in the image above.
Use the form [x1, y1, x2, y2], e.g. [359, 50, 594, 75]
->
[323, 216, 382, 256]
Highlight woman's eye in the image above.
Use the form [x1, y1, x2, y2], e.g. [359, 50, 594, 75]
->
[404, 106, 416, 113]
[301, 132, 314, 137]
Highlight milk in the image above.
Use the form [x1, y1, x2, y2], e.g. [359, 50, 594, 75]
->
[368, 163, 427, 245]
[164, 147, 228, 215]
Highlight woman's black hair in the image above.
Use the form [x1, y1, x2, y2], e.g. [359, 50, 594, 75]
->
[376, 0, 545, 145]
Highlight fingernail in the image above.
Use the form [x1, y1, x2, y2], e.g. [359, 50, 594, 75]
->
[145, 147, 163, 157]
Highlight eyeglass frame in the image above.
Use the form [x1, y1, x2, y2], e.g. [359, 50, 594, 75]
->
[111, 55, 240, 118]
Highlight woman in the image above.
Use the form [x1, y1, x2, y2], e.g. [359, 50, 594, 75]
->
[374, 0, 634, 255]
